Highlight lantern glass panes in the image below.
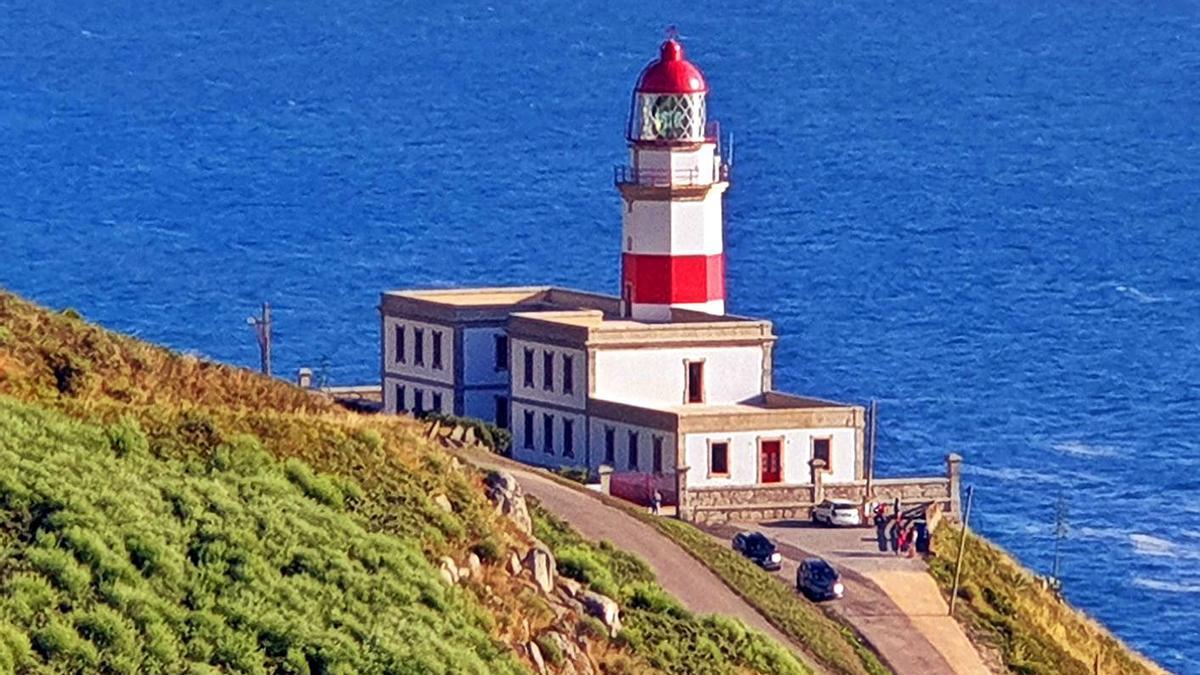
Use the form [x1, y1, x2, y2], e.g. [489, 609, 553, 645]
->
[630, 93, 706, 142]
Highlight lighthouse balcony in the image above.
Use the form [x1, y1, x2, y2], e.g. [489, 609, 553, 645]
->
[613, 162, 730, 189]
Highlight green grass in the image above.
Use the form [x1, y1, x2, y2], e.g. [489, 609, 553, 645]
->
[0, 397, 519, 674]
[531, 503, 811, 675]
[928, 525, 1163, 675]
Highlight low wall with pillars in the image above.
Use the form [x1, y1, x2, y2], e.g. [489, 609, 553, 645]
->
[678, 453, 963, 525]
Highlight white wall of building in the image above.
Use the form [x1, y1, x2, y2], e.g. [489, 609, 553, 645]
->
[683, 427, 858, 488]
[462, 326, 509, 387]
[382, 376, 453, 417]
[587, 418, 676, 475]
[382, 316, 455, 386]
[511, 338, 587, 411]
[511, 400, 587, 469]
[592, 345, 764, 407]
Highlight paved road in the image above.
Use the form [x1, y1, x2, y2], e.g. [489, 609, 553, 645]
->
[744, 519, 992, 675]
[464, 453, 826, 674]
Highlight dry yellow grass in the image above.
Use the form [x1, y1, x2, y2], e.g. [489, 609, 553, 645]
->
[928, 526, 1166, 675]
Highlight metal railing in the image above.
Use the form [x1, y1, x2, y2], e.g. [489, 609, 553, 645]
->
[613, 161, 730, 187]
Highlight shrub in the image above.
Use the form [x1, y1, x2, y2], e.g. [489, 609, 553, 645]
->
[424, 413, 511, 454]
[45, 350, 90, 395]
[535, 633, 564, 667]
[106, 417, 149, 457]
[471, 536, 503, 564]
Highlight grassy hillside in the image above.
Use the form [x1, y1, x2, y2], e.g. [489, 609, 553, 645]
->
[531, 504, 808, 675]
[0, 289, 824, 674]
[0, 398, 515, 674]
[928, 525, 1165, 675]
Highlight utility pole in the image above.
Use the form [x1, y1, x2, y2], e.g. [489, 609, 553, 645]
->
[247, 302, 272, 376]
[865, 399, 878, 499]
[1051, 491, 1068, 593]
[949, 484, 975, 616]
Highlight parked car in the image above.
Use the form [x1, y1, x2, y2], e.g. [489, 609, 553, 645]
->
[797, 557, 844, 601]
[811, 499, 863, 527]
[731, 531, 783, 571]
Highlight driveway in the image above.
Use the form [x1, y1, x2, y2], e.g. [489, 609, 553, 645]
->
[742, 519, 994, 675]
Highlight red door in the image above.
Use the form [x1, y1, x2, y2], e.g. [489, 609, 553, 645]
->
[760, 440, 782, 483]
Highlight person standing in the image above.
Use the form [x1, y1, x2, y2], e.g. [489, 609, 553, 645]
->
[651, 489, 662, 516]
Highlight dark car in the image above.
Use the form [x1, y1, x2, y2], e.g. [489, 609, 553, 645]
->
[731, 531, 782, 571]
[796, 558, 844, 601]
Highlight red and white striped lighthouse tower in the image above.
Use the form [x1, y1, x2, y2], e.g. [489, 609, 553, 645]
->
[616, 36, 730, 321]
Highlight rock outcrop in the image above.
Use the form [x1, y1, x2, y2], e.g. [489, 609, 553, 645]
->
[580, 591, 622, 638]
[525, 546, 556, 593]
[485, 470, 532, 535]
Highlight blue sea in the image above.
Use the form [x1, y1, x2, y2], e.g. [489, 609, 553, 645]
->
[2, 1, 1198, 670]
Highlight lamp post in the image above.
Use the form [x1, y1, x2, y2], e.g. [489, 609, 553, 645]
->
[247, 303, 272, 376]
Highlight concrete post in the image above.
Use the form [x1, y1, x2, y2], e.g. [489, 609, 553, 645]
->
[675, 465, 692, 522]
[599, 465, 613, 496]
[809, 458, 826, 507]
[946, 453, 963, 515]
[297, 368, 313, 389]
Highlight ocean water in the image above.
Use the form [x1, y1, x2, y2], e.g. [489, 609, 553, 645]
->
[2, 0, 1198, 670]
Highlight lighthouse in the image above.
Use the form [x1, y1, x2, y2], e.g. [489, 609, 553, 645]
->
[616, 37, 730, 321]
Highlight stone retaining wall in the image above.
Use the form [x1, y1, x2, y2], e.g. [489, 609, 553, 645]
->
[678, 453, 963, 525]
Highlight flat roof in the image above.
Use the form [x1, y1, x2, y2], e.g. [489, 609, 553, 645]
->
[587, 392, 864, 434]
[382, 285, 774, 337]
[383, 286, 553, 307]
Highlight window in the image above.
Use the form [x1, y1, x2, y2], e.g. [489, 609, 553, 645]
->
[495, 396, 509, 429]
[523, 411, 535, 449]
[604, 427, 615, 465]
[627, 431, 639, 470]
[432, 330, 443, 370]
[652, 435, 664, 474]
[543, 414, 554, 454]
[523, 348, 535, 387]
[395, 325, 406, 363]
[562, 355, 574, 395]
[494, 335, 509, 370]
[414, 328, 425, 366]
[395, 384, 406, 413]
[413, 388, 424, 416]
[431, 392, 442, 413]
[686, 360, 704, 403]
[563, 419, 575, 458]
[812, 438, 832, 472]
[709, 441, 729, 476]
[543, 351, 554, 391]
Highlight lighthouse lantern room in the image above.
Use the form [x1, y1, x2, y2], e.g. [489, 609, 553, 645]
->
[617, 37, 730, 321]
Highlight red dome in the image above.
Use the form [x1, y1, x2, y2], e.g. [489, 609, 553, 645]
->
[635, 39, 708, 94]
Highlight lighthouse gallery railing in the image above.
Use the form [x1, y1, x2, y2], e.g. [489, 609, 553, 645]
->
[612, 162, 730, 187]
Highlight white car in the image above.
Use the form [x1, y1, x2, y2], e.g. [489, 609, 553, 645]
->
[811, 499, 862, 527]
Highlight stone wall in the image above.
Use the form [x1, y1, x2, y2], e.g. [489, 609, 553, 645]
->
[686, 484, 816, 525]
[678, 453, 963, 525]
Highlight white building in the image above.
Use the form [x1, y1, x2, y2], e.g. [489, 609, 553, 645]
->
[379, 37, 871, 511]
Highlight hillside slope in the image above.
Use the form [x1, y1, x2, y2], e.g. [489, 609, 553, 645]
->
[928, 526, 1165, 675]
[0, 398, 516, 674]
[0, 289, 812, 674]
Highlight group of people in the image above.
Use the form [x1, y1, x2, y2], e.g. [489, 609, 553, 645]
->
[872, 501, 930, 556]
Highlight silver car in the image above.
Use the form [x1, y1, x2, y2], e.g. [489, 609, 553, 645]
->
[811, 499, 862, 527]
